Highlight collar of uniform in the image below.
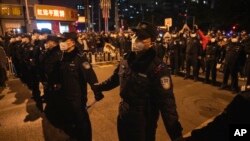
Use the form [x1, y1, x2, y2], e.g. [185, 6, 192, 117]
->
[62, 47, 78, 61]
[128, 48, 156, 73]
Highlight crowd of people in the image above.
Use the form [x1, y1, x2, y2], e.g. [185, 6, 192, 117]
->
[159, 24, 250, 93]
[0, 21, 249, 141]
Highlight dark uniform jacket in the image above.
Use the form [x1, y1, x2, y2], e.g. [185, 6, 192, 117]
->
[186, 37, 202, 58]
[187, 89, 250, 141]
[224, 42, 243, 68]
[205, 42, 220, 61]
[59, 47, 101, 104]
[97, 47, 183, 140]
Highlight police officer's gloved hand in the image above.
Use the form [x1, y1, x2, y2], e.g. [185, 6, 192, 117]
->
[95, 92, 104, 101]
[92, 83, 100, 92]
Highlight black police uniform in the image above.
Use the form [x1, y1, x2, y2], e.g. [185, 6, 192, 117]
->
[204, 41, 220, 84]
[95, 48, 183, 141]
[179, 35, 187, 72]
[241, 37, 250, 85]
[42, 45, 63, 127]
[186, 88, 250, 141]
[58, 47, 103, 141]
[24, 40, 41, 98]
[185, 36, 202, 80]
[10, 40, 22, 76]
[221, 40, 243, 92]
[168, 36, 181, 74]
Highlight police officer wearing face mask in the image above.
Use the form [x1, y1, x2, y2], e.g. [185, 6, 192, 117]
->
[240, 31, 250, 86]
[39, 35, 62, 102]
[57, 32, 104, 141]
[22, 34, 42, 111]
[204, 33, 220, 85]
[93, 22, 183, 141]
[10, 35, 22, 77]
[220, 33, 243, 93]
[185, 30, 202, 81]
[41, 35, 64, 127]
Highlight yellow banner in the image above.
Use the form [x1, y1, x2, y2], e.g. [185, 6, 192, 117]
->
[34, 4, 77, 21]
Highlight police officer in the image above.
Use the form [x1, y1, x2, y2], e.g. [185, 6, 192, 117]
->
[57, 32, 104, 141]
[22, 34, 42, 110]
[41, 35, 63, 127]
[185, 86, 250, 141]
[168, 31, 181, 75]
[93, 22, 183, 141]
[185, 30, 202, 81]
[220, 33, 243, 93]
[204, 33, 220, 85]
[240, 31, 250, 85]
[179, 33, 187, 72]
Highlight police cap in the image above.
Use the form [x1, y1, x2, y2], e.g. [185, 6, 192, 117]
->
[131, 21, 158, 41]
[46, 35, 59, 43]
[32, 29, 41, 34]
[41, 28, 51, 34]
[62, 32, 77, 41]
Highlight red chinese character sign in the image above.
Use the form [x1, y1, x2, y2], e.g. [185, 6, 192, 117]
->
[100, 0, 111, 33]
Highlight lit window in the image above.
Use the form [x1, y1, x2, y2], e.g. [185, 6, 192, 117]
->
[191, 0, 199, 3]
[203, 0, 208, 4]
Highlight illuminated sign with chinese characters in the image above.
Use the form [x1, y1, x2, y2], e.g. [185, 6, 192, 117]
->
[34, 4, 77, 21]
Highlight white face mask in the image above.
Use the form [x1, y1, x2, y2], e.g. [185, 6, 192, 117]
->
[16, 37, 21, 41]
[190, 33, 196, 38]
[44, 43, 49, 49]
[172, 34, 177, 38]
[231, 38, 238, 43]
[211, 38, 216, 43]
[21, 38, 26, 43]
[39, 35, 47, 40]
[32, 35, 38, 40]
[10, 38, 16, 43]
[59, 42, 69, 51]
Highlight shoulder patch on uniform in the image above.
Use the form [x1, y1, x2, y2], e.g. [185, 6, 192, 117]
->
[160, 76, 170, 90]
[82, 62, 91, 69]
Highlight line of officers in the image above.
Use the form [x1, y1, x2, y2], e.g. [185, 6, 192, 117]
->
[3, 22, 250, 141]
[4, 23, 184, 141]
[157, 25, 250, 93]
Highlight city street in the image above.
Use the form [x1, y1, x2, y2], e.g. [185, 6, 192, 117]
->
[0, 64, 236, 141]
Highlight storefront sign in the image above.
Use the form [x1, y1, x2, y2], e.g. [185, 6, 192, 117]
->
[165, 18, 172, 27]
[5, 23, 21, 29]
[34, 4, 77, 21]
[78, 16, 86, 23]
[0, 5, 22, 16]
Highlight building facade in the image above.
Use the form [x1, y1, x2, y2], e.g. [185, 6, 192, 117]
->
[0, 0, 78, 35]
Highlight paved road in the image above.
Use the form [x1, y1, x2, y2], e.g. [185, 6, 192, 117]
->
[0, 64, 237, 141]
